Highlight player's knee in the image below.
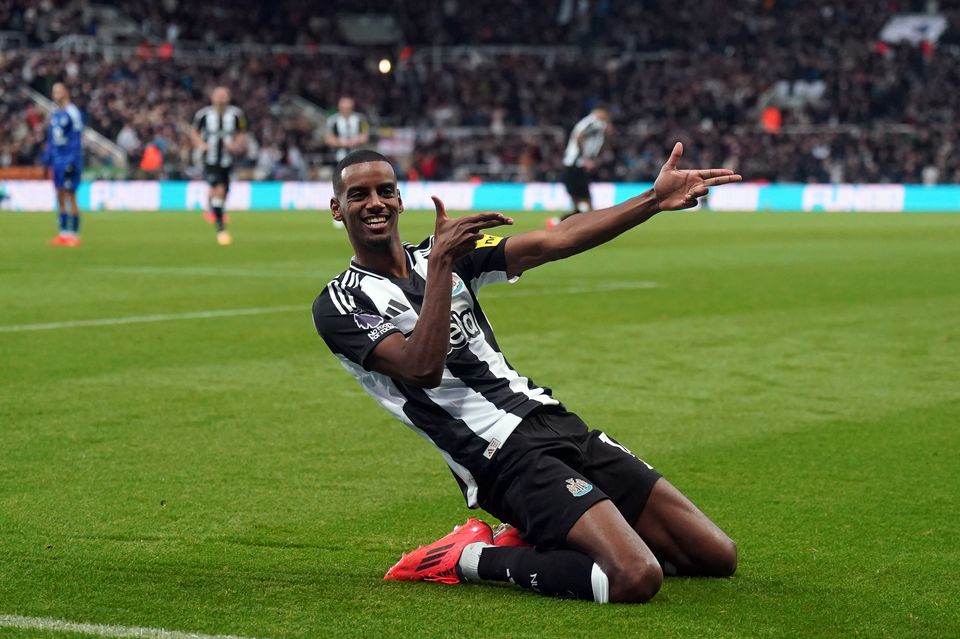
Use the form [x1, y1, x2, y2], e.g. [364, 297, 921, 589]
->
[608, 558, 663, 603]
[703, 536, 737, 577]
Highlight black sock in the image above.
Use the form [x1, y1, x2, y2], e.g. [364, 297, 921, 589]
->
[476, 546, 606, 601]
[213, 206, 225, 232]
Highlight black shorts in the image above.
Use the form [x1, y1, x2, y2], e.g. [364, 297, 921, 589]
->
[204, 164, 232, 191]
[477, 407, 662, 550]
[562, 165, 591, 200]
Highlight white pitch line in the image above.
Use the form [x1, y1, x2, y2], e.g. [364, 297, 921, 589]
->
[0, 614, 270, 639]
[0, 305, 304, 333]
[0, 281, 658, 334]
[487, 280, 660, 298]
[87, 266, 318, 279]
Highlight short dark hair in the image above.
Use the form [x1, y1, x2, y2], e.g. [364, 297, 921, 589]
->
[332, 150, 395, 198]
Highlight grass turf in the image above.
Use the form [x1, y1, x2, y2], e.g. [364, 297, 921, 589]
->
[1, 209, 958, 638]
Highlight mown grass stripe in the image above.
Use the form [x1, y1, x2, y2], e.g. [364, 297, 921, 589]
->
[0, 614, 269, 639]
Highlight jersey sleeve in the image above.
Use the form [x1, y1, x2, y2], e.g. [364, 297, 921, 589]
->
[454, 234, 517, 291]
[193, 110, 205, 132]
[313, 282, 401, 369]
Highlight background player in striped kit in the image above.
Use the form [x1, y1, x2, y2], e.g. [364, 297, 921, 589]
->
[324, 96, 370, 163]
[190, 86, 247, 246]
[324, 96, 370, 229]
[313, 146, 742, 604]
[44, 82, 84, 247]
[547, 106, 612, 228]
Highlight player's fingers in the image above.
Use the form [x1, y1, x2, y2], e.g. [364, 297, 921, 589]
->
[702, 174, 743, 187]
[664, 142, 683, 169]
[463, 218, 512, 234]
[461, 212, 514, 226]
[431, 195, 447, 220]
[695, 168, 735, 178]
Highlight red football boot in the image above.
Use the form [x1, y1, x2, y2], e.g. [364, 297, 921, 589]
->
[384, 518, 493, 585]
[48, 234, 68, 246]
[492, 523, 532, 548]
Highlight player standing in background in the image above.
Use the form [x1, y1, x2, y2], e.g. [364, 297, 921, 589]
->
[44, 82, 84, 247]
[313, 145, 741, 604]
[325, 96, 370, 163]
[325, 96, 370, 230]
[547, 106, 612, 228]
[190, 87, 247, 246]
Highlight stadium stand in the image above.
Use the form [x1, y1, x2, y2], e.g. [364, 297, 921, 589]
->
[1, 0, 958, 183]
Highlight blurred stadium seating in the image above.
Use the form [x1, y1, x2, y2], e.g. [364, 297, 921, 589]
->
[1, 0, 958, 183]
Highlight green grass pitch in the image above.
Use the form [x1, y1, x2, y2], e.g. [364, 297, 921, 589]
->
[1, 208, 958, 638]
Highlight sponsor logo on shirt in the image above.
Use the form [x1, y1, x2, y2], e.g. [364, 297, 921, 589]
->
[448, 308, 482, 352]
[565, 478, 593, 497]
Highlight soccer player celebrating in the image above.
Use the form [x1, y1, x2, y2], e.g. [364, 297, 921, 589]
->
[313, 146, 740, 603]
[547, 106, 612, 228]
[190, 86, 247, 246]
[44, 82, 84, 247]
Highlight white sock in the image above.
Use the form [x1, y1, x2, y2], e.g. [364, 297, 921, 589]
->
[457, 542, 491, 582]
[590, 563, 610, 604]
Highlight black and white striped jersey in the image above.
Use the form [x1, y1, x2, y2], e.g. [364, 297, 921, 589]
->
[193, 105, 247, 168]
[326, 112, 369, 162]
[562, 113, 608, 167]
[312, 234, 560, 507]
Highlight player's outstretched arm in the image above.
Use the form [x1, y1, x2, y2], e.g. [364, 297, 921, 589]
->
[504, 142, 741, 277]
[365, 197, 513, 387]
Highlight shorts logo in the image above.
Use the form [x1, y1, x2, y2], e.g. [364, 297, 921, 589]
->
[353, 312, 384, 330]
[565, 478, 593, 497]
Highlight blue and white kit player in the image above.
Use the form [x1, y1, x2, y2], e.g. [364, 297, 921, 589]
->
[43, 82, 84, 247]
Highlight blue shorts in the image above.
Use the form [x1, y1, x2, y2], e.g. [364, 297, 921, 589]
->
[52, 163, 81, 192]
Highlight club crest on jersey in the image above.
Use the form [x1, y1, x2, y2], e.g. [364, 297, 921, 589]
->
[353, 312, 384, 330]
[451, 273, 465, 296]
[565, 478, 593, 497]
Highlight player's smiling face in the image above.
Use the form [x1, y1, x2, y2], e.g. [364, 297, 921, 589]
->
[333, 161, 403, 248]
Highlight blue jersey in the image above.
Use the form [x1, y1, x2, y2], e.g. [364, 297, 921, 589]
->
[43, 103, 84, 167]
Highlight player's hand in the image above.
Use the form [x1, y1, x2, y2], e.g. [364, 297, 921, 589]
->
[653, 142, 742, 211]
[198, 141, 209, 152]
[583, 159, 596, 172]
[430, 196, 513, 261]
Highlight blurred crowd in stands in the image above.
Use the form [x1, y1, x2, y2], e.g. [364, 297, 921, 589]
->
[2, 0, 959, 183]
